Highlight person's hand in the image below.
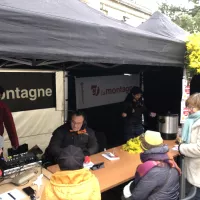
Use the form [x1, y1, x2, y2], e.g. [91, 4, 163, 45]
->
[150, 112, 156, 117]
[122, 113, 127, 118]
[175, 136, 182, 144]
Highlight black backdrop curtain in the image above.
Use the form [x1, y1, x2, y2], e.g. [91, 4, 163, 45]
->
[68, 67, 183, 147]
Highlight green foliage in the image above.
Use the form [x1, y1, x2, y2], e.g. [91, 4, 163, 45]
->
[159, 0, 200, 33]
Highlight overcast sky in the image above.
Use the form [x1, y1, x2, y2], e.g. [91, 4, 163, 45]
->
[138, 0, 195, 11]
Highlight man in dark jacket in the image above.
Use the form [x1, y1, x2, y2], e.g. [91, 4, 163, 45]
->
[122, 131, 180, 200]
[44, 111, 99, 164]
[0, 86, 19, 149]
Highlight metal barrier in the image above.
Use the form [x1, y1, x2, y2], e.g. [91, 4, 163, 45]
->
[181, 186, 197, 200]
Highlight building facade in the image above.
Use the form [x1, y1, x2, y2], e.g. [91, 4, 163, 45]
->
[81, 0, 152, 26]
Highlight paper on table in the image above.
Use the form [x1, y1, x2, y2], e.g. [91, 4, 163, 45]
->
[0, 188, 26, 200]
[172, 145, 179, 151]
[83, 161, 94, 169]
[102, 152, 120, 160]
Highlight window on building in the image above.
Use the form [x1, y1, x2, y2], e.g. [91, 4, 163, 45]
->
[100, 3, 108, 15]
[123, 16, 129, 22]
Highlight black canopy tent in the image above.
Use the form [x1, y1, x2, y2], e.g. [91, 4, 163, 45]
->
[137, 11, 187, 129]
[138, 11, 188, 42]
[0, 0, 185, 69]
[0, 0, 185, 147]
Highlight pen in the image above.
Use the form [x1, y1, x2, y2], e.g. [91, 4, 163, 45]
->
[8, 193, 15, 200]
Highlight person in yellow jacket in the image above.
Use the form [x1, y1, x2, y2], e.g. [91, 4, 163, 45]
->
[41, 145, 101, 200]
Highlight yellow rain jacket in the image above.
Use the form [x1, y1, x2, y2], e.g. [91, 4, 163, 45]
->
[41, 168, 101, 200]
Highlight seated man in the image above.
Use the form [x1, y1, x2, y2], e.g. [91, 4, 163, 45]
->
[41, 145, 101, 200]
[44, 111, 98, 164]
[122, 131, 180, 200]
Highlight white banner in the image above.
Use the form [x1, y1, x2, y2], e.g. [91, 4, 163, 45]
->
[180, 79, 190, 124]
[180, 100, 189, 124]
[182, 79, 190, 100]
[76, 75, 139, 109]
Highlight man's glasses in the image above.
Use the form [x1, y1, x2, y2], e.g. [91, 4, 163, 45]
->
[71, 120, 83, 126]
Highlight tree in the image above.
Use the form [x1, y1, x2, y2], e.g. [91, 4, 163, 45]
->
[185, 32, 200, 75]
[159, 0, 200, 33]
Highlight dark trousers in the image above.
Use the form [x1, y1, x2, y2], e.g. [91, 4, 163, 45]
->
[124, 123, 144, 142]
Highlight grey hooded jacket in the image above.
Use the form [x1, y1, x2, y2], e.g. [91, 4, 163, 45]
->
[122, 146, 180, 200]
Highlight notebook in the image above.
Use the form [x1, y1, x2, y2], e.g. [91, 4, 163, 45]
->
[102, 152, 120, 161]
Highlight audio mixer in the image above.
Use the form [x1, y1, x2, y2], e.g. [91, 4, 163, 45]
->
[2, 152, 41, 176]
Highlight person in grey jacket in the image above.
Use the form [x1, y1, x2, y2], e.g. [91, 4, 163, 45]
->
[179, 93, 200, 200]
[122, 131, 181, 200]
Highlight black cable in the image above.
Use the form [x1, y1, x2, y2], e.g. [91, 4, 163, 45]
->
[42, 161, 52, 168]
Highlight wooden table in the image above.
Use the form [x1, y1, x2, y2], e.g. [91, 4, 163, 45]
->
[0, 140, 178, 198]
[48, 140, 178, 192]
[0, 167, 52, 200]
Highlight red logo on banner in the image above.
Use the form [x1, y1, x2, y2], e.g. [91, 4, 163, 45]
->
[183, 107, 189, 116]
[91, 85, 133, 96]
[91, 85, 100, 96]
[185, 86, 190, 94]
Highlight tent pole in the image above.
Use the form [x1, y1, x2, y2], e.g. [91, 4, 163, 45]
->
[0, 61, 9, 68]
[0, 57, 32, 66]
[179, 68, 187, 198]
[140, 71, 145, 125]
[180, 156, 186, 198]
[140, 71, 144, 91]
[36, 60, 65, 66]
[64, 71, 68, 123]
